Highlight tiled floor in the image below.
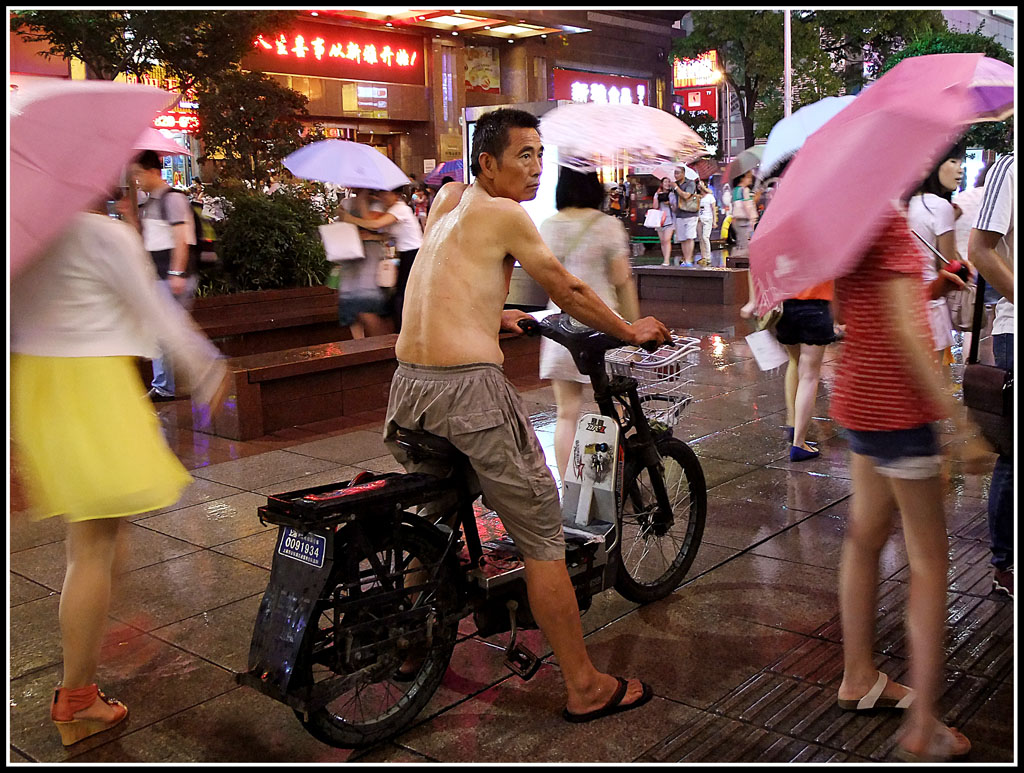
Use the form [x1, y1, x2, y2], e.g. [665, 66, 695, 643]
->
[8, 304, 1014, 764]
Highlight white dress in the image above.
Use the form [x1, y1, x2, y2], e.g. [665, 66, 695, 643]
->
[538, 209, 629, 383]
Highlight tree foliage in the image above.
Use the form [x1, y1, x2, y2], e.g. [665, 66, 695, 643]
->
[10, 10, 294, 92]
[196, 70, 311, 188]
[673, 10, 948, 144]
[880, 26, 1013, 153]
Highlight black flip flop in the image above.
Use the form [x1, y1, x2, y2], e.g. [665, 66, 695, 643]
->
[562, 677, 653, 723]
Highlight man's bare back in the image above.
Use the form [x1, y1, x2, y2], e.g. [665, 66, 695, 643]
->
[396, 182, 519, 366]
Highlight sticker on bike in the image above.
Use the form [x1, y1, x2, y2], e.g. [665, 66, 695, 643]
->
[277, 527, 327, 568]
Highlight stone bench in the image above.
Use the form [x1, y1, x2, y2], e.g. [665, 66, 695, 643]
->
[201, 331, 542, 441]
[633, 265, 748, 306]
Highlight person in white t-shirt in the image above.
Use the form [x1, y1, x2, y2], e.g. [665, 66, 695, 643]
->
[342, 186, 425, 332]
[905, 139, 972, 363]
[696, 180, 718, 266]
[968, 153, 1014, 599]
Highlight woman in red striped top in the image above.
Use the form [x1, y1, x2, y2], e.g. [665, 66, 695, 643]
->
[831, 202, 991, 761]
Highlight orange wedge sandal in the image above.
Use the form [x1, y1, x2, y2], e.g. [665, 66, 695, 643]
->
[51, 684, 128, 746]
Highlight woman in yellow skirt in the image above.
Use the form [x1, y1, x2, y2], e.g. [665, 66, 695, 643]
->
[11, 198, 227, 747]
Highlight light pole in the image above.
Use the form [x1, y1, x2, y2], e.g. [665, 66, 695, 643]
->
[784, 10, 792, 117]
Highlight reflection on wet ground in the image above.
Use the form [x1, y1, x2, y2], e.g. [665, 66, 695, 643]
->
[8, 315, 1012, 763]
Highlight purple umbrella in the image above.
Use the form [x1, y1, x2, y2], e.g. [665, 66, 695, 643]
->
[424, 159, 464, 186]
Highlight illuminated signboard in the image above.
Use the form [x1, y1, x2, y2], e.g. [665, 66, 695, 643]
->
[673, 51, 721, 89]
[153, 112, 201, 132]
[552, 68, 649, 105]
[244, 20, 425, 86]
[677, 87, 718, 120]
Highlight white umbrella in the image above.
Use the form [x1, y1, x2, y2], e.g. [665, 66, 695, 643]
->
[758, 95, 856, 181]
[539, 102, 708, 170]
[10, 76, 175, 279]
[283, 139, 412, 190]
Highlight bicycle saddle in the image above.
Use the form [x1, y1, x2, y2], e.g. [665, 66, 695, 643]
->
[392, 426, 464, 464]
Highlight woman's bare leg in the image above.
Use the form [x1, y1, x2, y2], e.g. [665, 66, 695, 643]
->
[552, 379, 585, 484]
[792, 344, 826, 450]
[784, 344, 800, 429]
[660, 229, 673, 266]
[59, 517, 125, 721]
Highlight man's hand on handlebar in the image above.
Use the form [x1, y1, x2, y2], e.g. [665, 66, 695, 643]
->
[628, 316, 671, 350]
[501, 308, 535, 334]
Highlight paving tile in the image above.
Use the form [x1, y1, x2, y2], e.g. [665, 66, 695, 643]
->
[701, 495, 814, 552]
[749, 506, 909, 577]
[695, 457, 760, 490]
[646, 552, 840, 637]
[10, 521, 203, 591]
[189, 450, 339, 489]
[282, 429, 391, 465]
[9, 572, 57, 607]
[69, 687, 357, 763]
[398, 664, 700, 762]
[133, 492, 273, 548]
[211, 529, 280, 570]
[691, 429, 791, 466]
[10, 633, 238, 763]
[254, 464, 366, 496]
[350, 743, 437, 762]
[640, 710, 863, 763]
[576, 598, 807, 708]
[8, 511, 66, 553]
[701, 466, 852, 515]
[107, 551, 269, 632]
[143, 476, 247, 518]
[9, 594, 146, 680]
[765, 436, 853, 478]
[150, 593, 265, 673]
[359, 454, 408, 474]
[954, 678, 1015, 762]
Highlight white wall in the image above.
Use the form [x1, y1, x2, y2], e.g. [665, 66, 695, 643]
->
[942, 9, 1014, 51]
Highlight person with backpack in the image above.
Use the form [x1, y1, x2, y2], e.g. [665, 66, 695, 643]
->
[670, 166, 699, 265]
[131, 149, 199, 401]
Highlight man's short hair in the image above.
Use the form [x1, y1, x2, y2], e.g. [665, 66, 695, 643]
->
[470, 108, 541, 177]
[135, 149, 163, 172]
[555, 167, 605, 211]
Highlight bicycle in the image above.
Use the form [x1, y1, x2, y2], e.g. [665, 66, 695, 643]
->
[236, 312, 707, 748]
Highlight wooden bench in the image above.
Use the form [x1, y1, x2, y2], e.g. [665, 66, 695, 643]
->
[190, 286, 351, 357]
[200, 331, 542, 441]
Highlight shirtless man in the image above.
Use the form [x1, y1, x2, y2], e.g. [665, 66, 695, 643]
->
[384, 108, 670, 722]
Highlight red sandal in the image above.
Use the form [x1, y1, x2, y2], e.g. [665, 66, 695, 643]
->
[51, 684, 128, 746]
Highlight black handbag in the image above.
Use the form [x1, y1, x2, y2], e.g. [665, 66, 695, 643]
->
[962, 275, 1013, 457]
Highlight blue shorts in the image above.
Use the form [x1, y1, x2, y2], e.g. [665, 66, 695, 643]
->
[776, 299, 837, 346]
[338, 289, 387, 326]
[846, 424, 943, 479]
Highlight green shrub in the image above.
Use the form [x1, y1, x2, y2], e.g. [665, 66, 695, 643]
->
[199, 190, 329, 295]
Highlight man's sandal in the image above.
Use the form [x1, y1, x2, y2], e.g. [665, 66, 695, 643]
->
[837, 671, 915, 712]
[562, 677, 653, 723]
[894, 724, 971, 762]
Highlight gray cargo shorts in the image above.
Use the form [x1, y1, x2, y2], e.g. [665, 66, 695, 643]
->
[383, 361, 565, 562]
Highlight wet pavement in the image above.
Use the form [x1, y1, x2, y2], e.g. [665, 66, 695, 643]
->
[7, 289, 1014, 764]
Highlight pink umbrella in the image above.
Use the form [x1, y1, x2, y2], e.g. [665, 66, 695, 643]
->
[10, 76, 175, 279]
[136, 127, 191, 156]
[748, 53, 1014, 314]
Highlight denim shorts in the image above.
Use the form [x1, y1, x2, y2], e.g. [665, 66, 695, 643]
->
[776, 299, 837, 346]
[337, 289, 387, 326]
[846, 424, 943, 479]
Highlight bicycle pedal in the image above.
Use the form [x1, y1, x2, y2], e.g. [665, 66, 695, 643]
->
[504, 642, 542, 680]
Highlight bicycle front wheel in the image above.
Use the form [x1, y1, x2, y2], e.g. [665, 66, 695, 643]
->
[614, 437, 707, 603]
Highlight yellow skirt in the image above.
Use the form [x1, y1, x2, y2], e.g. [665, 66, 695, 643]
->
[11, 354, 193, 522]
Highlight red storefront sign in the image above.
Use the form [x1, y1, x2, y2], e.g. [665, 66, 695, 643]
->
[244, 20, 425, 86]
[552, 68, 650, 105]
[677, 86, 718, 120]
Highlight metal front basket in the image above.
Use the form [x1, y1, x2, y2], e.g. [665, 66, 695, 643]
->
[605, 334, 701, 426]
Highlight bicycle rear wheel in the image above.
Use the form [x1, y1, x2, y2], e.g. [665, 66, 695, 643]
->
[614, 437, 706, 603]
[295, 518, 459, 749]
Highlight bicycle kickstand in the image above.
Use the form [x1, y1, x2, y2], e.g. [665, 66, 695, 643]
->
[503, 600, 541, 680]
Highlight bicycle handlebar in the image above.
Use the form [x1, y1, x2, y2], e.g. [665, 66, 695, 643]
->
[517, 313, 666, 376]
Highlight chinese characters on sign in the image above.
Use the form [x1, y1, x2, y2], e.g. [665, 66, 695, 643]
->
[244, 21, 426, 86]
[122, 70, 200, 133]
[552, 69, 649, 106]
[673, 51, 721, 90]
[677, 87, 718, 120]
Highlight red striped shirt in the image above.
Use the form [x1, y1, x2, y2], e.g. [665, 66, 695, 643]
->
[830, 207, 944, 431]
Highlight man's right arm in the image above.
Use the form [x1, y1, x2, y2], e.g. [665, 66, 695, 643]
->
[502, 205, 668, 346]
